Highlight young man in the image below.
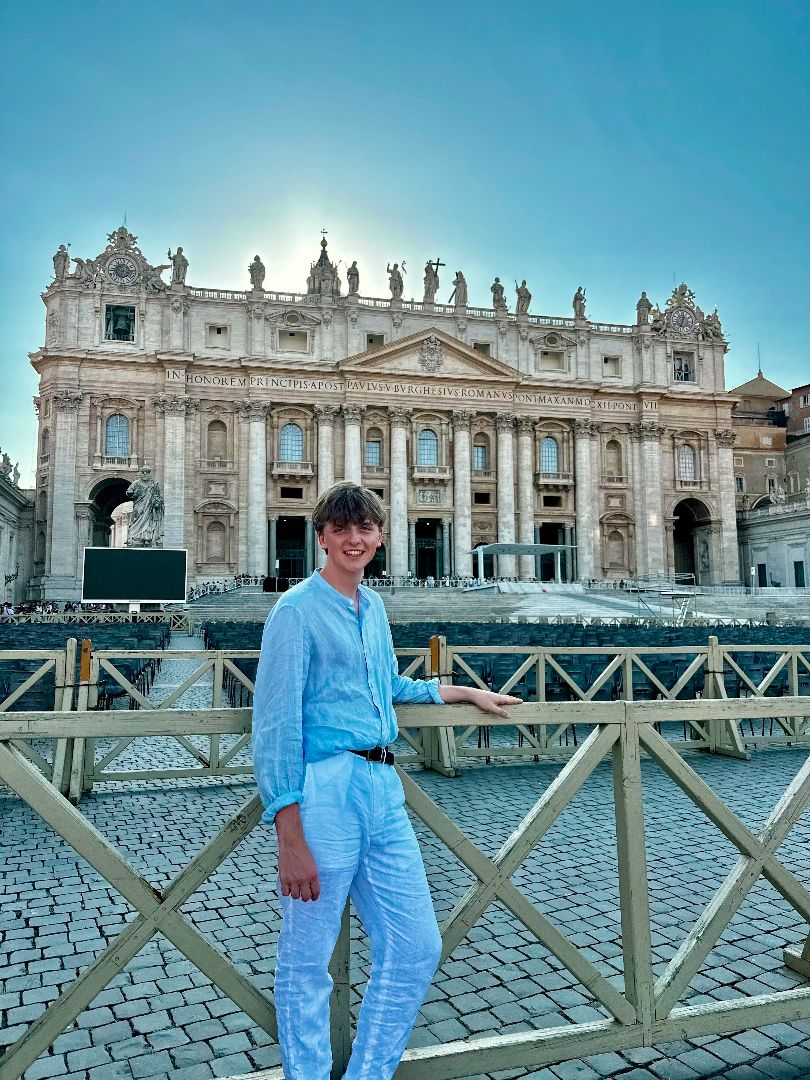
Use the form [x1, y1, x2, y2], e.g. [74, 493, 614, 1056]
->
[252, 482, 519, 1080]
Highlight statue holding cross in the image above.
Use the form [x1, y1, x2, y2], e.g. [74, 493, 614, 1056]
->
[423, 257, 444, 303]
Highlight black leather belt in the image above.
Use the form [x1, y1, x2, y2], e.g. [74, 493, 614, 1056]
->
[349, 746, 395, 766]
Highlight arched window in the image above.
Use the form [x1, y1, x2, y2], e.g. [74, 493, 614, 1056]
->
[36, 490, 46, 521]
[418, 428, 438, 466]
[365, 427, 383, 467]
[105, 414, 130, 457]
[280, 422, 304, 462]
[540, 436, 559, 474]
[206, 521, 227, 561]
[607, 530, 625, 568]
[605, 439, 622, 476]
[35, 530, 46, 563]
[677, 444, 696, 481]
[473, 435, 489, 472]
[207, 420, 227, 460]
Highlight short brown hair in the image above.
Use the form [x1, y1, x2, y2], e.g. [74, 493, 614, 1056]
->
[312, 482, 386, 535]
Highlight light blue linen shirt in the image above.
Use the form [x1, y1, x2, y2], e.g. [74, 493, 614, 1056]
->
[252, 570, 444, 822]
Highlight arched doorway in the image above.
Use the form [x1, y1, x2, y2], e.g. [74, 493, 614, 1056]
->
[87, 477, 133, 548]
[672, 498, 711, 584]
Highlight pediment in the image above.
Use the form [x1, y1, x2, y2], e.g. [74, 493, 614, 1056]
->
[339, 328, 520, 383]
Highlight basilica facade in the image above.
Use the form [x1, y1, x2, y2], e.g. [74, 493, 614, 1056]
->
[31, 227, 740, 599]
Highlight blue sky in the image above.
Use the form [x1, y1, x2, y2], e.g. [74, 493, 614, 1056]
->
[1, 0, 808, 486]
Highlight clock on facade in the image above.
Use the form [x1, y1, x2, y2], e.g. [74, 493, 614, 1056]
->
[669, 307, 696, 334]
[106, 257, 139, 285]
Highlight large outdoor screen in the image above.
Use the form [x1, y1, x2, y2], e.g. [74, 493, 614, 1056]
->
[81, 548, 187, 603]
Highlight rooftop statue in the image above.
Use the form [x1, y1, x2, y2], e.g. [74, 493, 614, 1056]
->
[491, 276, 507, 311]
[387, 262, 405, 299]
[125, 467, 165, 547]
[347, 260, 360, 295]
[167, 247, 188, 286]
[515, 279, 531, 315]
[573, 286, 586, 319]
[449, 271, 467, 307]
[636, 291, 652, 325]
[423, 259, 443, 303]
[52, 244, 69, 284]
[249, 255, 266, 289]
[143, 263, 171, 293]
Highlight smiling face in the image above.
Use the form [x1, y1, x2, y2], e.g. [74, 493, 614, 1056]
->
[318, 518, 383, 575]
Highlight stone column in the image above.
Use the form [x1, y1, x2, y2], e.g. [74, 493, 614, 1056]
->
[495, 413, 517, 578]
[240, 401, 269, 576]
[715, 429, 740, 583]
[315, 405, 339, 567]
[441, 519, 451, 576]
[534, 523, 542, 579]
[564, 523, 574, 582]
[631, 421, 665, 578]
[305, 519, 315, 576]
[573, 419, 597, 581]
[92, 398, 103, 465]
[389, 408, 410, 579]
[268, 516, 277, 576]
[46, 390, 83, 596]
[342, 404, 364, 484]
[452, 411, 474, 578]
[516, 418, 536, 580]
[152, 394, 191, 551]
[408, 519, 416, 577]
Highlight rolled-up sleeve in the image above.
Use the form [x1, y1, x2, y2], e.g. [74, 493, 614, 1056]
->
[252, 603, 310, 822]
[387, 624, 445, 706]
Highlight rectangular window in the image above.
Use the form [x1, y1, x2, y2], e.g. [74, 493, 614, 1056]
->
[472, 342, 491, 355]
[206, 324, 229, 348]
[365, 439, 382, 466]
[801, 394, 810, 407]
[795, 561, 806, 588]
[735, 476, 745, 493]
[765, 457, 775, 467]
[280, 486, 303, 499]
[473, 491, 491, 505]
[767, 477, 777, 493]
[734, 456, 744, 467]
[805, 417, 810, 434]
[539, 350, 565, 371]
[366, 333, 384, 348]
[473, 445, 488, 471]
[757, 563, 767, 588]
[673, 352, 695, 382]
[603, 356, 621, 377]
[761, 436, 773, 447]
[280, 330, 309, 352]
[543, 495, 563, 507]
[371, 488, 385, 499]
[105, 305, 136, 342]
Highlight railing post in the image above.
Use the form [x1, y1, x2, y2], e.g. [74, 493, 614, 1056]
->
[83, 652, 100, 794]
[329, 901, 352, 1079]
[51, 638, 77, 796]
[705, 635, 748, 760]
[68, 640, 92, 804]
[211, 651, 224, 772]
[612, 707, 655, 1038]
[425, 635, 458, 777]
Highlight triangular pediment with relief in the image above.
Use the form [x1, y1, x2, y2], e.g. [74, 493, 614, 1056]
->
[339, 327, 520, 383]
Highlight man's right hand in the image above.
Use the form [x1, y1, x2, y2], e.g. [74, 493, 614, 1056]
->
[275, 804, 320, 901]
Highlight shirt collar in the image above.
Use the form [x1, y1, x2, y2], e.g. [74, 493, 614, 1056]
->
[311, 569, 369, 610]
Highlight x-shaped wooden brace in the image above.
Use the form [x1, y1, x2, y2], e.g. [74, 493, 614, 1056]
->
[397, 724, 637, 1025]
[0, 742, 276, 1080]
[636, 725, 810, 1018]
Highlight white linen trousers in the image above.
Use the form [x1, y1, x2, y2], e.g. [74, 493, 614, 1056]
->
[274, 750, 442, 1080]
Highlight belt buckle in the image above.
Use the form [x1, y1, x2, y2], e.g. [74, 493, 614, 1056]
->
[368, 746, 384, 763]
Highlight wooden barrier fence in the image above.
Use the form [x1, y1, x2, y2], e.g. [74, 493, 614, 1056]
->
[1, 699, 810, 1080]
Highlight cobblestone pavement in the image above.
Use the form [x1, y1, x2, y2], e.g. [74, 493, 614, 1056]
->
[2, 636, 810, 1079]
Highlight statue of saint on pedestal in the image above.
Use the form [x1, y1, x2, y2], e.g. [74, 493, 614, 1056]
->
[167, 247, 188, 286]
[636, 291, 653, 325]
[125, 467, 165, 547]
[515, 279, 531, 315]
[347, 261, 360, 295]
[573, 286, 586, 319]
[491, 277, 506, 311]
[423, 260, 440, 303]
[249, 256, 266, 289]
[449, 271, 467, 307]
[52, 244, 70, 283]
[387, 262, 405, 299]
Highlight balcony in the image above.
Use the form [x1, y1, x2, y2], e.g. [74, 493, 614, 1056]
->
[95, 454, 138, 470]
[271, 459, 314, 478]
[411, 464, 451, 483]
[675, 478, 709, 491]
[363, 464, 388, 476]
[534, 470, 573, 488]
[200, 458, 234, 471]
[472, 468, 496, 481]
[602, 474, 628, 486]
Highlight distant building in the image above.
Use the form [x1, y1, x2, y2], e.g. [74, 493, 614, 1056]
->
[728, 371, 788, 510]
[0, 452, 34, 606]
[781, 381, 810, 441]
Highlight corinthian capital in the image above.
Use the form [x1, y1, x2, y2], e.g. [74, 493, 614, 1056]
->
[573, 418, 599, 438]
[53, 390, 83, 413]
[714, 428, 737, 448]
[516, 416, 536, 436]
[629, 421, 661, 442]
[342, 404, 365, 424]
[236, 399, 269, 421]
[388, 406, 412, 427]
[451, 409, 475, 431]
[314, 405, 340, 423]
[161, 394, 193, 416]
[495, 412, 515, 433]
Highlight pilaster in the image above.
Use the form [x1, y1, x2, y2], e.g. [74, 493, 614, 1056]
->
[452, 411, 474, 578]
[389, 408, 410, 578]
[496, 413, 516, 578]
[342, 404, 364, 484]
[715, 429, 740, 583]
[45, 390, 83, 597]
[573, 419, 598, 580]
[235, 400, 269, 576]
[516, 418, 536, 580]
